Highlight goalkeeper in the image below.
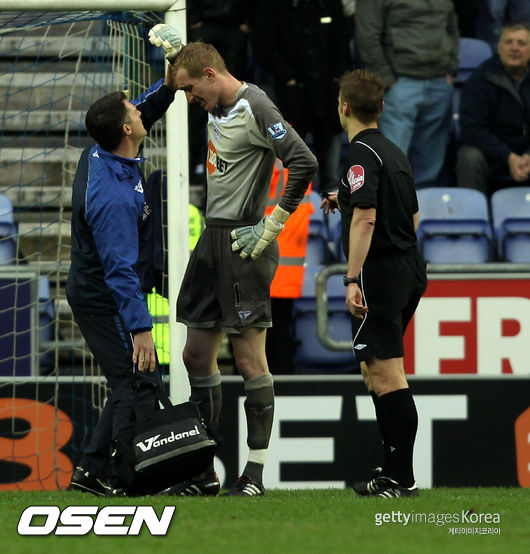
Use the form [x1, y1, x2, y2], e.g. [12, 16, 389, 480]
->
[149, 27, 318, 496]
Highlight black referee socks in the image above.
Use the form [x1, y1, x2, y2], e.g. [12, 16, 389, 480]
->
[377, 387, 418, 488]
[371, 391, 392, 476]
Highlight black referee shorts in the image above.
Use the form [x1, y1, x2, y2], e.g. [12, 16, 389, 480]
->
[352, 249, 427, 362]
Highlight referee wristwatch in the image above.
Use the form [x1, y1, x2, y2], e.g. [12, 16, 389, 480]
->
[343, 275, 361, 286]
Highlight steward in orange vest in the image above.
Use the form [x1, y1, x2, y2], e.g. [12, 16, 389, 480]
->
[266, 159, 313, 297]
[265, 159, 313, 373]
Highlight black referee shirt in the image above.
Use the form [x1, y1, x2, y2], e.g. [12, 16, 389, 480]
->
[338, 128, 419, 258]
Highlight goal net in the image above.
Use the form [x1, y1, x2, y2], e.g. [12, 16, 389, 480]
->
[0, 8, 174, 490]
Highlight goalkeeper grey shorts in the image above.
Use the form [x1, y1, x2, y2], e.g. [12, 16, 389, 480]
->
[351, 249, 427, 362]
[177, 224, 279, 334]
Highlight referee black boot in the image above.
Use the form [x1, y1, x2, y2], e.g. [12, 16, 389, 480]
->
[352, 467, 389, 496]
[371, 477, 419, 498]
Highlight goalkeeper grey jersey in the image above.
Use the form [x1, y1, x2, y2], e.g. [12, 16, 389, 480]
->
[205, 82, 318, 223]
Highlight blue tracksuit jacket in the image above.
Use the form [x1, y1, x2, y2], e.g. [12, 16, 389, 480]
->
[66, 80, 175, 333]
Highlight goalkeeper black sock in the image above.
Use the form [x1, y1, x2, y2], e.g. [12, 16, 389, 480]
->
[243, 373, 274, 483]
[371, 391, 392, 476]
[377, 388, 418, 488]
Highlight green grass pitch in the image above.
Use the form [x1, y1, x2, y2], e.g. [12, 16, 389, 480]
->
[1, 488, 528, 554]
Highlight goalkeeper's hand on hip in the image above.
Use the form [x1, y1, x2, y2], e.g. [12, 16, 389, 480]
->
[148, 24, 183, 62]
[231, 205, 290, 260]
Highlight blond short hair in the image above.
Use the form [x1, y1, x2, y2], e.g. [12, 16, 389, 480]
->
[172, 41, 227, 77]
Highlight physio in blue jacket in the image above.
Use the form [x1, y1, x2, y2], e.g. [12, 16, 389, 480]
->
[66, 62, 179, 497]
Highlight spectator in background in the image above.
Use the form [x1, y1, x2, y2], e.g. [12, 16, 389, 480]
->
[341, 0, 357, 61]
[186, 1, 253, 190]
[355, 0, 459, 189]
[252, 0, 352, 194]
[452, 0, 477, 38]
[457, 21, 530, 195]
[475, 0, 530, 51]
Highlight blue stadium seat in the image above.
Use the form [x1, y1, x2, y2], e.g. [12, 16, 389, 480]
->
[451, 86, 462, 139]
[326, 208, 346, 262]
[448, 38, 492, 177]
[307, 191, 331, 264]
[491, 187, 530, 262]
[416, 188, 493, 263]
[454, 38, 492, 85]
[0, 193, 17, 264]
[293, 265, 359, 373]
[309, 190, 326, 236]
[0, 238, 16, 264]
[0, 192, 16, 236]
[38, 276, 55, 373]
[305, 234, 330, 265]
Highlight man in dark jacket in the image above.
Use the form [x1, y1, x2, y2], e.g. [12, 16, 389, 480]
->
[355, 0, 459, 188]
[252, 0, 351, 193]
[457, 21, 530, 195]
[66, 65, 178, 496]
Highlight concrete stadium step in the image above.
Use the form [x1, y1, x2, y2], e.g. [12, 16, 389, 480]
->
[18, 220, 70, 238]
[4, 186, 73, 209]
[0, 147, 82, 191]
[0, 146, 166, 197]
[0, 72, 120, 111]
[1, 110, 85, 132]
[0, 33, 111, 59]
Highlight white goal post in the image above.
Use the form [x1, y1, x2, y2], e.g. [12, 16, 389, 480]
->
[0, 0, 190, 403]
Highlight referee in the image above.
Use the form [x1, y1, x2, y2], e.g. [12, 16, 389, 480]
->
[323, 69, 427, 497]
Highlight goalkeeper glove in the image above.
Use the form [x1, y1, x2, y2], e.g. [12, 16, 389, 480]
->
[148, 24, 183, 62]
[231, 205, 290, 260]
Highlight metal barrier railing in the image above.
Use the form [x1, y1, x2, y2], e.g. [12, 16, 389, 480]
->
[314, 262, 530, 352]
[315, 263, 348, 351]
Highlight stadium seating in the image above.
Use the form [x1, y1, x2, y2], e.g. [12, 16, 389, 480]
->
[0, 193, 16, 235]
[309, 191, 325, 234]
[0, 193, 17, 264]
[326, 208, 346, 262]
[307, 191, 331, 264]
[0, 238, 16, 264]
[453, 38, 492, 131]
[451, 87, 462, 139]
[305, 233, 330, 266]
[293, 265, 359, 373]
[416, 188, 493, 263]
[38, 275, 56, 373]
[490, 187, 530, 262]
[454, 38, 492, 85]
[448, 38, 492, 173]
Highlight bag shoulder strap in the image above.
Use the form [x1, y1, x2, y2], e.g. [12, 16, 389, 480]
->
[132, 381, 172, 422]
